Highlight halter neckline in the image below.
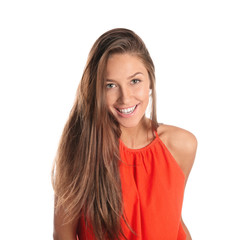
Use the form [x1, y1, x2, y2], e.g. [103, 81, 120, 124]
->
[119, 130, 159, 152]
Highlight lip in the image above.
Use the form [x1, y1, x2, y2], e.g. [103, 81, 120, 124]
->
[115, 104, 139, 118]
[115, 104, 138, 110]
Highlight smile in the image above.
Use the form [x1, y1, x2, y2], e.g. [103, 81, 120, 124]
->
[117, 105, 137, 114]
[115, 104, 138, 116]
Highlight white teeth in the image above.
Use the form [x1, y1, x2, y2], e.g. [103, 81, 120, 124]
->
[117, 105, 137, 114]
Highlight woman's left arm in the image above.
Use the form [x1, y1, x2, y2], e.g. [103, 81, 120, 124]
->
[166, 126, 198, 240]
[179, 129, 197, 240]
[181, 217, 192, 240]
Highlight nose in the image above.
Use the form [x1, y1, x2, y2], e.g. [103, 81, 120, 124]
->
[118, 86, 132, 105]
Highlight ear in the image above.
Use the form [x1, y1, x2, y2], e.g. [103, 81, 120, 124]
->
[149, 79, 152, 94]
[149, 77, 153, 90]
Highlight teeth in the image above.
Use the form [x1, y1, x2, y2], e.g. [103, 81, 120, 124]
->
[117, 105, 137, 114]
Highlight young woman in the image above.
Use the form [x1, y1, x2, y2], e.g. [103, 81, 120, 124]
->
[52, 28, 197, 240]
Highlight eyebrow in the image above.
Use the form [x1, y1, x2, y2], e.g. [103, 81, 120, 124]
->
[106, 72, 143, 82]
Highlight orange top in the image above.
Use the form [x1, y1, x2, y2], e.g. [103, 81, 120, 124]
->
[78, 130, 186, 240]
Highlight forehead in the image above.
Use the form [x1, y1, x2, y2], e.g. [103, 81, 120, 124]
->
[105, 53, 148, 79]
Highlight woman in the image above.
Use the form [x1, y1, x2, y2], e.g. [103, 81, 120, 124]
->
[52, 28, 197, 240]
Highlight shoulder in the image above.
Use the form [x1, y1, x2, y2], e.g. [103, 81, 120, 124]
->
[157, 123, 198, 154]
[157, 123, 198, 183]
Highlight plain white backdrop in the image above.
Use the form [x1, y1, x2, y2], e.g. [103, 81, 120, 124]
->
[0, 0, 244, 239]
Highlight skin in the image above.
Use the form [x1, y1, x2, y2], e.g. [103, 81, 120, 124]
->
[105, 53, 151, 148]
[53, 53, 197, 239]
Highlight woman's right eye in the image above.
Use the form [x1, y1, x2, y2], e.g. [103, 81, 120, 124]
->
[106, 83, 115, 89]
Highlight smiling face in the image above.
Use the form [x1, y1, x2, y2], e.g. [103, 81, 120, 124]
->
[105, 53, 151, 129]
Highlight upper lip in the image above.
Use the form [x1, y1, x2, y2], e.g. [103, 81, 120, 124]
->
[115, 104, 138, 110]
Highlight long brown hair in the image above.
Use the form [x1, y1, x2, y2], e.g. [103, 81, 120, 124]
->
[52, 28, 158, 240]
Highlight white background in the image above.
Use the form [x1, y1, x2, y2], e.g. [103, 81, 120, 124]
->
[0, 0, 244, 239]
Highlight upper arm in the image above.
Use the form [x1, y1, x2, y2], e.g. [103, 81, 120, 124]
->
[158, 124, 198, 185]
[170, 128, 197, 185]
[53, 200, 79, 240]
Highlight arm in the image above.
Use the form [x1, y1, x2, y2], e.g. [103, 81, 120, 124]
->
[53, 199, 79, 240]
[159, 124, 197, 239]
[180, 132, 197, 240]
[181, 217, 192, 240]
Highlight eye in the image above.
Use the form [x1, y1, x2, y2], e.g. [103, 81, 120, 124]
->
[131, 79, 141, 84]
[106, 83, 116, 89]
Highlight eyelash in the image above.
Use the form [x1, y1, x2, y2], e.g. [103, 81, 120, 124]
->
[106, 83, 116, 89]
[106, 79, 141, 89]
[131, 79, 141, 84]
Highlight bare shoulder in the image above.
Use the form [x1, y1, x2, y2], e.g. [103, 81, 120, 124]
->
[157, 123, 198, 183]
[157, 123, 198, 153]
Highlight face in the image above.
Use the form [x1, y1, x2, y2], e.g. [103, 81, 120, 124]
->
[105, 53, 151, 129]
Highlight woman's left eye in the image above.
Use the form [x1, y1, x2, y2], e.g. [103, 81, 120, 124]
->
[131, 79, 141, 84]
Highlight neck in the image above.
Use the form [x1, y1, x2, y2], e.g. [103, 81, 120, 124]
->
[120, 117, 153, 149]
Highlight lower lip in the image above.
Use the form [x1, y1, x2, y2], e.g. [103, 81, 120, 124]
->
[115, 104, 139, 118]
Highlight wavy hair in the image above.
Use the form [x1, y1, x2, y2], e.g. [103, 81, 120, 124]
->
[52, 28, 158, 240]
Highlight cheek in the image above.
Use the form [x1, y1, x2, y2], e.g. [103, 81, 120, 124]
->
[106, 91, 116, 107]
[137, 87, 150, 101]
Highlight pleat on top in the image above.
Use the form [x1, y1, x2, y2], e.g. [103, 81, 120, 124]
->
[77, 131, 186, 240]
[119, 130, 186, 240]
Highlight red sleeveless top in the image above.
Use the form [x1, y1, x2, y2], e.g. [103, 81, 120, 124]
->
[78, 131, 186, 240]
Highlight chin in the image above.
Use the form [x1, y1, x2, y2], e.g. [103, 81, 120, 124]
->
[119, 122, 138, 129]
[117, 116, 146, 129]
